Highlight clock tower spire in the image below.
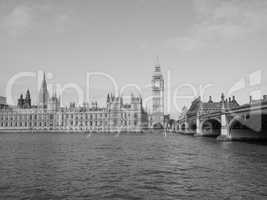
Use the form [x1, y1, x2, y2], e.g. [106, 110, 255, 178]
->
[151, 61, 164, 128]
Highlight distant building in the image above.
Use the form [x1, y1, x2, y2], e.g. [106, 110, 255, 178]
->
[249, 95, 267, 105]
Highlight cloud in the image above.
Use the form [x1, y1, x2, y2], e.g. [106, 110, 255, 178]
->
[54, 14, 70, 33]
[1, 6, 33, 37]
[165, 0, 267, 51]
[164, 37, 203, 51]
[0, 4, 71, 37]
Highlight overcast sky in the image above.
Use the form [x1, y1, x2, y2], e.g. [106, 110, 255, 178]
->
[1, 0, 267, 117]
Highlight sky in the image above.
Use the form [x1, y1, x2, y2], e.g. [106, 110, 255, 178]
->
[0, 0, 267, 118]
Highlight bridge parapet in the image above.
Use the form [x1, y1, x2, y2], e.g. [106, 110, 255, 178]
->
[178, 95, 267, 141]
[177, 94, 267, 140]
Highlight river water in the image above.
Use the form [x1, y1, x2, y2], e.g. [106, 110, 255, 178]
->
[0, 133, 267, 200]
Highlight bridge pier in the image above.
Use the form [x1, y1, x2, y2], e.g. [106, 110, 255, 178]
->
[184, 122, 190, 133]
[176, 123, 183, 133]
[195, 112, 202, 136]
[217, 107, 231, 141]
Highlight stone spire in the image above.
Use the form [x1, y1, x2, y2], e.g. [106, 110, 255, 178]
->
[107, 93, 110, 103]
[221, 93, 225, 103]
[25, 89, 31, 108]
[39, 72, 49, 108]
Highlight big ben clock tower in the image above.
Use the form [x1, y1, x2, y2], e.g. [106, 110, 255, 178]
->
[151, 63, 164, 128]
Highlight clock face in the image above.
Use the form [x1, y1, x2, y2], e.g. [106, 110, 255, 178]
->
[154, 80, 160, 88]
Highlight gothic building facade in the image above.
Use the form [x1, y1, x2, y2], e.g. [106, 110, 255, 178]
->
[0, 73, 148, 132]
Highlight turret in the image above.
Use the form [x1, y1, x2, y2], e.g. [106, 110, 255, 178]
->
[48, 90, 60, 111]
[208, 96, 213, 103]
[232, 96, 236, 102]
[25, 89, 31, 108]
[221, 93, 225, 103]
[17, 94, 24, 108]
[249, 96, 253, 104]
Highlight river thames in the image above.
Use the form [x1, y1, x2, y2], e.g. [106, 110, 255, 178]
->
[0, 133, 267, 200]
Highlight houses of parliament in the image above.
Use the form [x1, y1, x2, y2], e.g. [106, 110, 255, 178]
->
[0, 65, 165, 132]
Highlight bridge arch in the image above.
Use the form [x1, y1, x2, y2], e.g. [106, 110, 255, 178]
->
[200, 118, 221, 137]
[228, 112, 267, 140]
[189, 122, 197, 131]
[181, 123, 186, 131]
[152, 122, 163, 129]
[228, 115, 242, 132]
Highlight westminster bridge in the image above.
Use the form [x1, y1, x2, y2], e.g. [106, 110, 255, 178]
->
[176, 94, 267, 141]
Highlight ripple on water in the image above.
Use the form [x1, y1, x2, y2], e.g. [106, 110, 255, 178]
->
[0, 133, 267, 200]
